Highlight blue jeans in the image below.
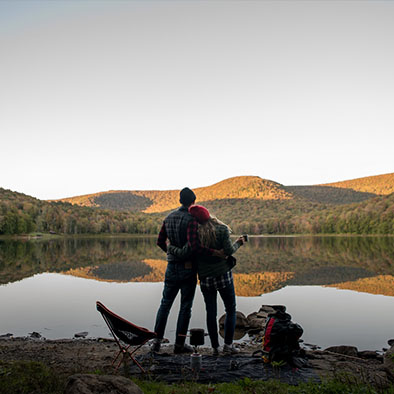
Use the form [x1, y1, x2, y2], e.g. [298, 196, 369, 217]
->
[154, 262, 197, 345]
[201, 280, 236, 349]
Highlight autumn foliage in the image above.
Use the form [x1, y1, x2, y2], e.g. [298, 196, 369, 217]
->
[1, 173, 394, 235]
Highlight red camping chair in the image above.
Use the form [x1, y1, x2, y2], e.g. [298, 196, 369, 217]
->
[96, 301, 156, 373]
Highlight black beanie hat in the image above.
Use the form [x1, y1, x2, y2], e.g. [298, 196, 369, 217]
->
[179, 187, 196, 206]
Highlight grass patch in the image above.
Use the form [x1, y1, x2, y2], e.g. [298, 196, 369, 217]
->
[0, 361, 66, 394]
[1, 361, 393, 394]
[134, 377, 394, 394]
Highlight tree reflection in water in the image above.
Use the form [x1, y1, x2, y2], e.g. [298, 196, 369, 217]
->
[1, 236, 394, 296]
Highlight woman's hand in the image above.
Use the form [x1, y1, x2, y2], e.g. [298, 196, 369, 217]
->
[236, 236, 244, 245]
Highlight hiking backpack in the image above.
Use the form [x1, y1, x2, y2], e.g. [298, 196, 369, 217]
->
[262, 309, 303, 363]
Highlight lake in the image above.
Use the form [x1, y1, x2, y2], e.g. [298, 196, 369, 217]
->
[0, 235, 393, 351]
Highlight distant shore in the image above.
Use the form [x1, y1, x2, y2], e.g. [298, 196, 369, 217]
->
[1, 232, 394, 241]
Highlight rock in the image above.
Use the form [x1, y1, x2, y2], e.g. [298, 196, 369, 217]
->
[325, 345, 358, 357]
[260, 304, 286, 314]
[64, 374, 143, 394]
[219, 327, 246, 340]
[246, 311, 267, 329]
[219, 311, 248, 329]
[0, 333, 13, 338]
[74, 331, 88, 338]
[29, 332, 42, 339]
[384, 343, 394, 380]
[388, 339, 394, 347]
[304, 343, 320, 350]
[358, 350, 379, 359]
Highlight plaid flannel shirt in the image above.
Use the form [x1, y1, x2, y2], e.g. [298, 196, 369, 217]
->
[157, 218, 214, 256]
[200, 270, 233, 291]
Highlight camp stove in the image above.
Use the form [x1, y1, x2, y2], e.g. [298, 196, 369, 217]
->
[189, 328, 205, 374]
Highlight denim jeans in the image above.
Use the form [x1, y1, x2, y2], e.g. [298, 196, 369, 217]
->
[154, 262, 197, 345]
[201, 280, 236, 349]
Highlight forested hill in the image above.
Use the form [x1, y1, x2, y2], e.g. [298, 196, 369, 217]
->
[56, 173, 394, 212]
[1, 173, 394, 235]
[321, 173, 394, 195]
[0, 187, 163, 235]
[285, 173, 394, 205]
[56, 176, 293, 213]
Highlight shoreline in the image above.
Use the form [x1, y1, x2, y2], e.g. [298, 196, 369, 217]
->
[1, 233, 394, 241]
[1, 335, 393, 388]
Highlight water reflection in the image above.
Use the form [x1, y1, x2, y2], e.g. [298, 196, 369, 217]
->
[1, 273, 393, 351]
[1, 236, 394, 349]
[1, 236, 393, 296]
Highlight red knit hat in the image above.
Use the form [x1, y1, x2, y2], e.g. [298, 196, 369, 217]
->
[189, 205, 210, 224]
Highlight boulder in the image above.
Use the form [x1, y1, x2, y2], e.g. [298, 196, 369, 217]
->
[246, 313, 266, 330]
[219, 311, 248, 329]
[259, 305, 286, 314]
[74, 331, 89, 338]
[29, 332, 42, 339]
[325, 345, 358, 357]
[358, 350, 380, 360]
[384, 343, 394, 380]
[64, 374, 143, 394]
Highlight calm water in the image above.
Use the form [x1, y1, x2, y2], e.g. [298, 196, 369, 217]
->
[1, 236, 393, 351]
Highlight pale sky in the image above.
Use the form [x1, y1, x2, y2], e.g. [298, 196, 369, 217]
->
[1, 0, 393, 200]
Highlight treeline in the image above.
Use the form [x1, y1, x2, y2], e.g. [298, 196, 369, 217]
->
[1, 187, 394, 236]
[284, 185, 377, 205]
[0, 188, 164, 235]
[204, 193, 394, 235]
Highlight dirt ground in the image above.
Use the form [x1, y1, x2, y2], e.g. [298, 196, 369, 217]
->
[0, 336, 392, 389]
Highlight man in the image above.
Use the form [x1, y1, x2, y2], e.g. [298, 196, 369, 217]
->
[152, 187, 220, 353]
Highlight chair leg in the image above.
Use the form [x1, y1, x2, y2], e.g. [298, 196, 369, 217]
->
[113, 348, 129, 373]
[112, 350, 123, 368]
[113, 342, 148, 374]
[126, 352, 146, 374]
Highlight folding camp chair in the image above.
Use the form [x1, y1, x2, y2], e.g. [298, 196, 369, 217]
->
[96, 301, 156, 373]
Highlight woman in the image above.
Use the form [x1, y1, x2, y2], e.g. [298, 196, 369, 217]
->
[168, 205, 245, 355]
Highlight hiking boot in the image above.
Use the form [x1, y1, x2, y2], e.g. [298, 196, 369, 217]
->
[212, 347, 220, 357]
[222, 344, 240, 355]
[174, 343, 194, 354]
[151, 338, 162, 353]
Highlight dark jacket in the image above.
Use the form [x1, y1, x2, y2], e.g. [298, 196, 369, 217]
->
[159, 206, 194, 262]
[168, 223, 241, 279]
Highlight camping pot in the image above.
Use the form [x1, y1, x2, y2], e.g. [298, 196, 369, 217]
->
[189, 328, 205, 346]
[190, 352, 202, 372]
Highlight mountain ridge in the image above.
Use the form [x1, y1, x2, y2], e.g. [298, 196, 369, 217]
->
[54, 173, 394, 212]
[2, 172, 393, 236]
[55, 176, 293, 213]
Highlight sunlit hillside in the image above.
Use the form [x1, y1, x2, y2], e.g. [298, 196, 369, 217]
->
[56, 176, 293, 213]
[56, 173, 394, 212]
[2, 173, 394, 235]
[321, 172, 394, 195]
[285, 173, 394, 204]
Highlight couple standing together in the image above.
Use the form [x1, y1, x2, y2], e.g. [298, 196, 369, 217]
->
[152, 187, 247, 356]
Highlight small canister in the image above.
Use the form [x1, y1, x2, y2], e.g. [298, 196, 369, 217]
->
[190, 352, 202, 373]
